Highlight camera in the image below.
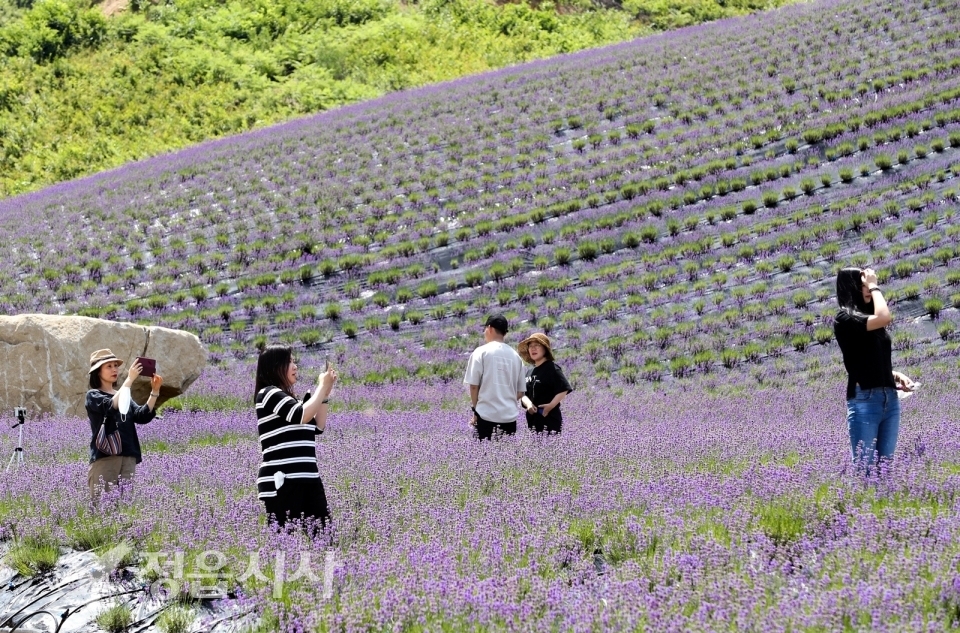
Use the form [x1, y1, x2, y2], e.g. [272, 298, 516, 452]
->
[14, 408, 26, 423]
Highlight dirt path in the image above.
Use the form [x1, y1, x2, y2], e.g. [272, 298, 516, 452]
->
[99, 0, 129, 17]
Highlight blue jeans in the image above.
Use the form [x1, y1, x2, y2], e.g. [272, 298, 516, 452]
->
[847, 386, 900, 467]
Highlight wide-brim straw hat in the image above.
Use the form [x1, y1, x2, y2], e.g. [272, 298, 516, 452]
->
[518, 333, 554, 364]
[89, 349, 123, 374]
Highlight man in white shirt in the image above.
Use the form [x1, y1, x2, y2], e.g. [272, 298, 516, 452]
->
[463, 314, 527, 440]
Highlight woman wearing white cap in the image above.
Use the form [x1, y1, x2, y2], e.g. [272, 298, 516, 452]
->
[518, 333, 573, 435]
[86, 349, 163, 498]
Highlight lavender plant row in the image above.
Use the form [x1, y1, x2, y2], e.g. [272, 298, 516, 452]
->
[3, 369, 960, 631]
[0, 0, 958, 387]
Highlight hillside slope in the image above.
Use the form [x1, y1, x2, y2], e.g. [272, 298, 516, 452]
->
[0, 0, 958, 389]
[0, 0, 798, 197]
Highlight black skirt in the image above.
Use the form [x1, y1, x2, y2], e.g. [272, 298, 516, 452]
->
[263, 477, 330, 529]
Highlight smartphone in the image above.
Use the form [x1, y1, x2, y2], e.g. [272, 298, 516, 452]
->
[135, 357, 157, 378]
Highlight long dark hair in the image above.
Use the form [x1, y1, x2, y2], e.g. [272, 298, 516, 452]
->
[254, 345, 293, 401]
[836, 267, 873, 316]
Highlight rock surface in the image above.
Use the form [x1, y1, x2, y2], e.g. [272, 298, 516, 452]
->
[0, 314, 206, 418]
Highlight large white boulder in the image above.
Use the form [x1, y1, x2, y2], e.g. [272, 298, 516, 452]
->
[0, 314, 206, 418]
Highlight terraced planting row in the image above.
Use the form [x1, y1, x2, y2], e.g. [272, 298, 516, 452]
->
[0, 0, 957, 385]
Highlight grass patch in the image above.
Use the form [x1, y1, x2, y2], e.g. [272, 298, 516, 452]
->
[685, 454, 752, 476]
[161, 393, 248, 413]
[692, 509, 733, 546]
[852, 486, 949, 519]
[142, 431, 250, 454]
[96, 602, 133, 633]
[6, 534, 59, 576]
[568, 506, 655, 565]
[754, 500, 807, 546]
[64, 511, 121, 551]
[157, 604, 196, 633]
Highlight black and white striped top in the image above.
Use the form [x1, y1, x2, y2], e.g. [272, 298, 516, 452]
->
[256, 387, 319, 500]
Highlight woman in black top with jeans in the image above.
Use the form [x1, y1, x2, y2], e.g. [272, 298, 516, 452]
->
[518, 333, 573, 435]
[833, 267, 915, 470]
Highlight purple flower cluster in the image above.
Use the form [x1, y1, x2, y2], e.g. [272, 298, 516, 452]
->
[2, 366, 960, 630]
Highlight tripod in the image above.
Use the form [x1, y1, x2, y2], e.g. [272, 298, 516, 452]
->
[6, 408, 26, 471]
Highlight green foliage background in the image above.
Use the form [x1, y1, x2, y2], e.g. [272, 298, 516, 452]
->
[0, 0, 794, 197]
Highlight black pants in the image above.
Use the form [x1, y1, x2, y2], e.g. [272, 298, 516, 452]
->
[475, 414, 517, 441]
[264, 477, 330, 532]
[526, 413, 562, 435]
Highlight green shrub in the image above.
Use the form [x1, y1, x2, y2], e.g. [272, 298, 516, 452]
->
[298, 328, 322, 346]
[6, 535, 58, 576]
[894, 261, 915, 279]
[157, 605, 195, 633]
[791, 289, 811, 308]
[770, 256, 792, 273]
[96, 603, 133, 633]
[791, 333, 811, 352]
[815, 326, 833, 345]
[464, 270, 484, 287]
[925, 298, 944, 319]
[416, 281, 438, 299]
[577, 241, 599, 261]
[939, 321, 956, 340]
[720, 348, 739, 369]
[899, 284, 921, 300]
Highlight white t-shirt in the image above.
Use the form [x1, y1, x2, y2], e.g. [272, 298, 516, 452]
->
[463, 341, 526, 424]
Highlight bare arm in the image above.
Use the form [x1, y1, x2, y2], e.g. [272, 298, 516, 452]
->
[469, 385, 480, 408]
[111, 361, 143, 409]
[892, 371, 916, 390]
[863, 269, 892, 331]
[302, 370, 337, 431]
[144, 374, 163, 412]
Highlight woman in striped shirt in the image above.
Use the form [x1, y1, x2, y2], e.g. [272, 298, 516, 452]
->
[255, 346, 337, 530]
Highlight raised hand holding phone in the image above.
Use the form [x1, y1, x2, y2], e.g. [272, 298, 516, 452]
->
[135, 357, 157, 378]
[317, 366, 337, 397]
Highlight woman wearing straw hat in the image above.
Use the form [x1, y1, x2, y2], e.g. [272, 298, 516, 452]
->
[86, 349, 163, 498]
[518, 333, 573, 435]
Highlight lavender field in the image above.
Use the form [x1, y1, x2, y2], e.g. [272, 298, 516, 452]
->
[1, 0, 960, 629]
[2, 365, 960, 631]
